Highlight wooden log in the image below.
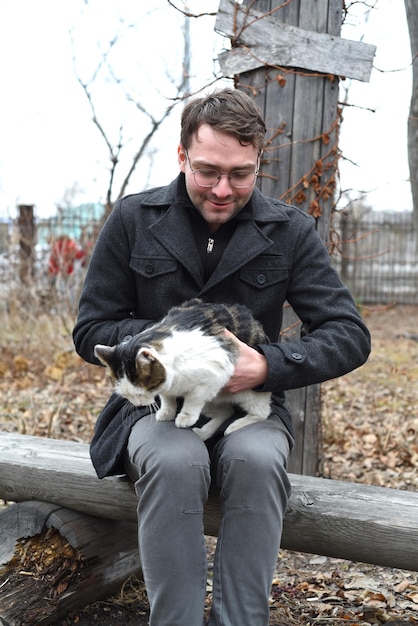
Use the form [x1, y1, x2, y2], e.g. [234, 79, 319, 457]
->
[1, 432, 418, 571]
[215, 0, 376, 81]
[0, 500, 140, 626]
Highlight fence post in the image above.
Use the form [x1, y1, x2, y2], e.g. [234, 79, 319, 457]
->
[18, 204, 36, 284]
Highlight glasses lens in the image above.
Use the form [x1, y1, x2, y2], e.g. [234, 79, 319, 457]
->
[229, 172, 256, 188]
[194, 170, 219, 187]
[193, 169, 256, 188]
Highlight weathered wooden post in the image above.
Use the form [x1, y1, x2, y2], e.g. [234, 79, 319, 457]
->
[17, 203, 36, 284]
[215, 0, 376, 475]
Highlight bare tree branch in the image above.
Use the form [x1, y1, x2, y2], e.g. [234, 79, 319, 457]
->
[166, 0, 217, 19]
[69, 9, 194, 218]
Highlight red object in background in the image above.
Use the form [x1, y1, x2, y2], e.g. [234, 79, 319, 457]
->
[48, 236, 86, 276]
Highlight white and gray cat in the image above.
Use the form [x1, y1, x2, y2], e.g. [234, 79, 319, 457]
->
[94, 298, 271, 440]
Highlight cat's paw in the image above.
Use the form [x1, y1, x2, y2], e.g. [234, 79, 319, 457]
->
[175, 412, 198, 429]
[155, 408, 176, 422]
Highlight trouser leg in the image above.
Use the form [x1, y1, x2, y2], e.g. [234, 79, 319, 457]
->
[208, 415, 293, 626]
[124, 414, 211, 626]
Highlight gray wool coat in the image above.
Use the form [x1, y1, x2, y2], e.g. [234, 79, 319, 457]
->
[73, 176, 371, 478]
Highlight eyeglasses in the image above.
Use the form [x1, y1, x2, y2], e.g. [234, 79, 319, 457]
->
[185, 151, 259, 189]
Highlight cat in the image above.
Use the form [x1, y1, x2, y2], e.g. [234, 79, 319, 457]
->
[94, 298, 271, 440]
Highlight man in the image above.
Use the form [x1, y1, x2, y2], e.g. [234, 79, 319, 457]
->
[73, 88, 370, 626]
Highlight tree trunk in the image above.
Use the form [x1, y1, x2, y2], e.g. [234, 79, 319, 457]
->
[404, 0, 418, 247]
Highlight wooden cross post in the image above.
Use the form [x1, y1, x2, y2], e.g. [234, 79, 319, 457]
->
[215, 0, 376, 475]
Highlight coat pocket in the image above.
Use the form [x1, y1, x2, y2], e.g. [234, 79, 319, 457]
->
[130, 256, 177, 278]
[240, 255, 289, 289]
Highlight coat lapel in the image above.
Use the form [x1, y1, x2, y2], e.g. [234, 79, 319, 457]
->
[149, 203, 204, 287]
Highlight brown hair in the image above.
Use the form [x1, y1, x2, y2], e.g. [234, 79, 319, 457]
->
[180, 88, 266, 152]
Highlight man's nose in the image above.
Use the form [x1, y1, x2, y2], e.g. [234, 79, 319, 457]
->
[212, 174, 234, 195]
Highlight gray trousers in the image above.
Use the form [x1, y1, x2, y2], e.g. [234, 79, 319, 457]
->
[124, 413, 293, 626]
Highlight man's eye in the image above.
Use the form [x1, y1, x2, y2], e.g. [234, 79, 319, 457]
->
[233, 171, 253, 178]
[199, 169, 218, 178]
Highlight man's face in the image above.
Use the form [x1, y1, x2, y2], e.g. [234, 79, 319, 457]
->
[178, 124, 259, 233]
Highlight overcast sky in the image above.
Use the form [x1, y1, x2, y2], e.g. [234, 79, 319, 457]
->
[338, 0, 412, 214]
[0, 0, 413, 219]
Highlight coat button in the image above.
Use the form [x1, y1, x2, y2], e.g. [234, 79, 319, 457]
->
[256, 273, 266, 285]
[291, 352, 303, 361]
[145, 262, 154, 274]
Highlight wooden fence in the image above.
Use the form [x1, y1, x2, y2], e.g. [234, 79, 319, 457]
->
[2, 207, 416, 309]
[331, 210, 418, 305]
[0, 206, 102, 298]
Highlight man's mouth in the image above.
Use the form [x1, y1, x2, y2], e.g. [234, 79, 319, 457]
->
[208, 199, 234, 208]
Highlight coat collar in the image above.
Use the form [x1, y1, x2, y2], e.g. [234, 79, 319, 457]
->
[146, 177, 290, 291]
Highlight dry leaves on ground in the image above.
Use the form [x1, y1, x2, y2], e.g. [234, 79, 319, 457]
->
[321, 305, 418, 492]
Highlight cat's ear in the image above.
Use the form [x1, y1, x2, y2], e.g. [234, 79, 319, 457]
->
[137, 347, 155, 362]
[94, 344, 115, 367]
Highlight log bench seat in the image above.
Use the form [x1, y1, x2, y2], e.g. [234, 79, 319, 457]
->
[1, 431, 417, 571]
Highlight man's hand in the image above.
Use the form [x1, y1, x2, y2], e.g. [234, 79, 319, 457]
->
[223, 329, 268, 393]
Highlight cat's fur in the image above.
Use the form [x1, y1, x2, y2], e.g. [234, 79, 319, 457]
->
[94, 298, 271, 440]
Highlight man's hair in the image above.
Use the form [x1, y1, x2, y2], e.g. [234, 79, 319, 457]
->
[180, 88, 266, 152]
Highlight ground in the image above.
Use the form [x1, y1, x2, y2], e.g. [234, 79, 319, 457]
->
[1, 304, 418, 625]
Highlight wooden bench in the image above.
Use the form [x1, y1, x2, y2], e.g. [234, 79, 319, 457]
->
[1, 431, 417, 570]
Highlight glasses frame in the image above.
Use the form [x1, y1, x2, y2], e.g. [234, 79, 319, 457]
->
[184, 151, 259, 189]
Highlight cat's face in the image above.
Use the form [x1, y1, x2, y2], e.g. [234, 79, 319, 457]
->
[94, 343, 166, 407]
